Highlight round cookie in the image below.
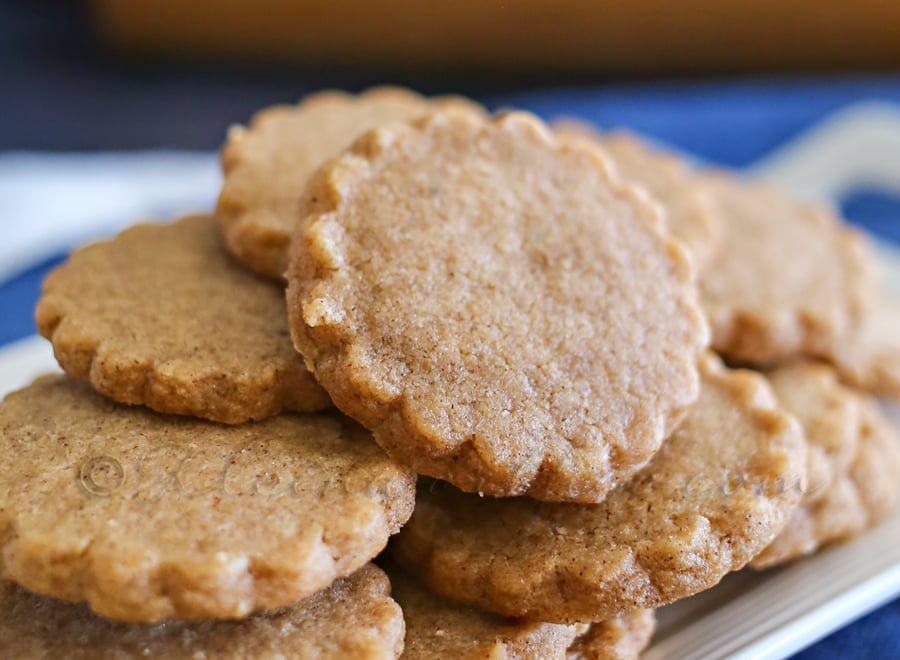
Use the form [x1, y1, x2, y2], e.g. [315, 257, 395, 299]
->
[753, 392, 900, 568]
[288, 109, 709, 503]
[555, 122, 720, 267]
[217, 86, 485, 280]
[768, 362, 861, 503]
[751, 362, 863, 566]
[387, 563, 582, 659]
[699, 173, 875, 364]
[0, 564, 404, 660]
[386, 563, 653, 660]
[0, 376, 415, 622]
[567, 609, 656, 660]
[832, 293, 900, 401]
[849, 399, 900, 524]
[389, 355, 805, 623]
[35, 215, 331, 424]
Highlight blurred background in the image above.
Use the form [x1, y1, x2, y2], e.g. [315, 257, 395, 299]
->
[3, 2, 900, 655]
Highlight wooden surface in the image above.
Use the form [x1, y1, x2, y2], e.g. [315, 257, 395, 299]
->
[94, 0, 900, 75]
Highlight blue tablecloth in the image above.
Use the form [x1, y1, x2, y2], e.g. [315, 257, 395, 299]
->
[2, 75, 900, 657]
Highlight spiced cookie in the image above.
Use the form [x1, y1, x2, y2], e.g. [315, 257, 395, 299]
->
[0, 564, 404, 660]
[389, 355, 805, 622]
[288, 109, 709, 502]
[387, 563, 582, 659]
[769, 362, 860, 502]
[753, 392, 900, 568]
[217, 86, 485, 280]
[833, 294, 900, 401]
[35, 215, 330, 424]
[555, 122, 719, 266]
[0, 376, 415, 622]
[566, 609, 656, 660]
[751, 362, 863, 566]
[699, 173, 875, 364]
[386, 563, 653, 660]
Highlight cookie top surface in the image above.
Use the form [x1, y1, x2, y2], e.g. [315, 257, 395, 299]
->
[35, 215, 331, 424]
[386, 563, 582, 660]
[848, 399, 900, 525]
[566, 609, 656, 660]
[0, 376, 415, 622]
[217, 86, 484, 280]
[833, 293, 900, 400]
[752, 362, 863, 567]
[753, 392, 900, 568]
[287, 109, 709, 502]
[768, 362, 861, 503]
[389, 355, 804, 622]
[699, 174, 875, 363]
[0, 564, 404, 660]
[555, 123, 719, 267]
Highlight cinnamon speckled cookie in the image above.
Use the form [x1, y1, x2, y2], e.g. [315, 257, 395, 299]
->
[387, 563, 582, 659]
[386, 563, 653, 660]
[769, 362, 861, 503]
[753, 380, 900, 568]
[389, 355, 805, 623]
[0, 376, 415, 622]
[699, 173, 875, 364]
[217, 86, 485, 280]
[35, 215, 331, 424]
[0, 565, 404, 660]
[287, 109, 709, 503]
[566, 609, 656, 660]
[833, 294, 900, 401]
[555, 122, 719, 267]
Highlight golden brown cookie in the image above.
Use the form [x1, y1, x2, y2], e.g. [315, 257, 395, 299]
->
[0, 375, 415, 622]
[35, 215, 330, 424]
[217, 86, 485, 280]
[768, 362, 861, 503]
[386, 562, 653, 660]
[833, 294, 900, 401]
[0, 564, 404, 660]
[287, 109, 709, 503]
[554, 122, 719, 266]
[389, 355, 805, 623]
[387, 562, 582, 659]
[566, 609, 656, 660]
[752, 362, 862, 566]
[699, 173, 875, 364]
[754, 391, 900, 568]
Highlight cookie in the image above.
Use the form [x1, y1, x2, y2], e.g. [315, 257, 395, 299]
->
[216, 86, 485, 280]
[699, 173, 875, 364]
[386, 562, 653, 660]
[389, 355, 805, 622]
[0, 375, 416, 622]
[287, 109, 709, 502]
[35, 215, 331, 424]
[850, 399, 900, 524]
[753, 392, 900, 568]
[832, 294, 900, 401]
[387, 562, 582, 659]
[750, 362, 862, 566]
[566, 609, 656, 660]
[0, 564, 404, 660]
[555, 122, 719, 266]
[768, 362, 861, 503]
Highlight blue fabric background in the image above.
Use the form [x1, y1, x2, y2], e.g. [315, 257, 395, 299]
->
[2, 76, 900, 656]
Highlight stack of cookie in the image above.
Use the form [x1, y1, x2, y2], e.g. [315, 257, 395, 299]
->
[1, 87, 898, 659]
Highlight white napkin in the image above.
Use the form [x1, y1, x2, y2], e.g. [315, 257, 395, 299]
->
[0, 150, 220, 285]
